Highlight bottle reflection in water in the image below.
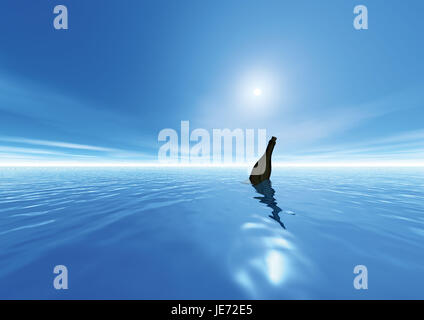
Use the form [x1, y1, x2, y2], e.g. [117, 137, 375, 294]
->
[252, 179, 286, 229]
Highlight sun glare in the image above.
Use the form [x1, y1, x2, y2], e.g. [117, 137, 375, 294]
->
[253, 88, 262, 96]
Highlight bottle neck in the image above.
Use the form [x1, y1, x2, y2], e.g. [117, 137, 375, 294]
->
[266, 140, 276, 157]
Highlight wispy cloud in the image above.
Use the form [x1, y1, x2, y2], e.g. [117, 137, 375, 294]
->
[0, 74, 155, 153]
[0, 136, 154, 164]
[0, 136, 117, 152]
[289, 129, 424, 158]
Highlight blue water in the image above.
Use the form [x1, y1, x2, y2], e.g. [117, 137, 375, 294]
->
[0, 167, 423, 299]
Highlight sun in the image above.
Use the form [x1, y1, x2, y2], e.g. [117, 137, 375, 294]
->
[253, 88, 262, 96]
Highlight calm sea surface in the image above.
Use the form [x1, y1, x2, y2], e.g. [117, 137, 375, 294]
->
[0, 167, 423, 299]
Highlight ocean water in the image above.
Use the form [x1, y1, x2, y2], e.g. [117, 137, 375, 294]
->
[0, 167, 423, 299]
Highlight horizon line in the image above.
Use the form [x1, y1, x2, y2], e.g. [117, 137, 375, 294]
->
[0, 161, 424, 168]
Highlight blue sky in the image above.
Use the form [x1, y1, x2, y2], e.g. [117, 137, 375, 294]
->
[0, 0, 423, 165]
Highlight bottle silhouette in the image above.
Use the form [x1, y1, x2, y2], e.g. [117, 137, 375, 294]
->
[249, 136, 277, 185]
